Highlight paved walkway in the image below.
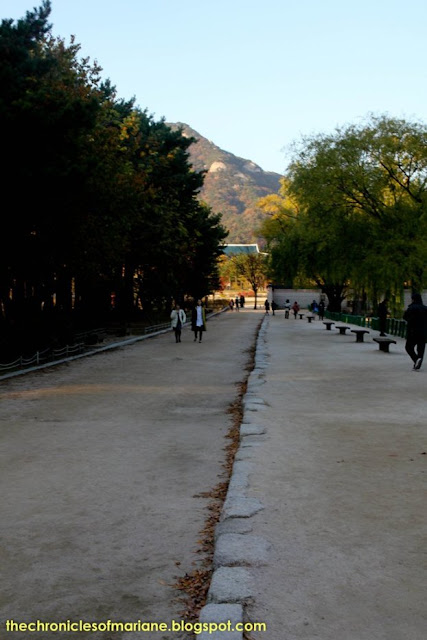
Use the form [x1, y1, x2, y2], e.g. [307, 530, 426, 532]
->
[1, 309, 426, 640]
[201, 312, 427, 640]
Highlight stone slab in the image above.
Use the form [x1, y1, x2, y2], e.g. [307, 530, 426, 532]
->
[208, 566, 254, 603]
[240, 423, 266, 437]
[215, 517, 253, 538]
[222, 496, 264, 519]
[214, 533, 271, 567]
[198, 603, 243, 640]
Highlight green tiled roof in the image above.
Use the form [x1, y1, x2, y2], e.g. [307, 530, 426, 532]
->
[221, 244, 260, 256]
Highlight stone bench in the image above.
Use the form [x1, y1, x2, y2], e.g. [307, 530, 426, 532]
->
[335, 325, 351, 335]
[306, 315, 315, 323]
[323, 321, 335, 330]
[373, 337, 397, 352]
[298, 313, 305, 320]
[351, 329, 370, 343]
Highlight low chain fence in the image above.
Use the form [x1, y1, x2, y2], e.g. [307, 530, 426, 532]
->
[1, 326, 117, 375]
[144, 322, 171, 334]
[0, 343, 86, 374]
[0, 307, 229, 376]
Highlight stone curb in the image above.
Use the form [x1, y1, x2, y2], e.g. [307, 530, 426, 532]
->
[208, 567, 254, 603]
[198, 604, 243, 640]
[240, 424, 266, 437]
[222, 496, 264, 519]
[214, 533, 270, 567]
[198, 315, 270, 638]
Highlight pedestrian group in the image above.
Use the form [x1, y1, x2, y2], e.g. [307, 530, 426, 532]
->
[171, 293, 427, 372]
[170, 299, 207, 344]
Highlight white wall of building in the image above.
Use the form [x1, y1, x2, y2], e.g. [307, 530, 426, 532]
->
[267, 287, 326, 309]
[268, 287, 427, 313]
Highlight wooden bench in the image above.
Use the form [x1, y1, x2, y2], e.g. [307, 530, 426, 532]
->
[351, 329, 370, 343]
[323, 321, 335, 330]
[373, 337, 397, 352]
[298, 313, 305, 319]
[335, 325, 351, 335]
[306, 315, 315, 323]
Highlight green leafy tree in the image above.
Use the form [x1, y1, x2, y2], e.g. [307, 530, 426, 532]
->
[259, 115, 427, 313]
[231, 253, 268, 309]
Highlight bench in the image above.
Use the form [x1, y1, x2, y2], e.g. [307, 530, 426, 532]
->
[373, 337, 397, 352]
[298, 313, 305, 319]
[335, 325, 351, 335]
[351, 329, 370, 343]
[306, 315, 315, 323]
[323, 321, 335, 330]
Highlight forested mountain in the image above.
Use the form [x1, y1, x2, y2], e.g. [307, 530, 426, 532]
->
[167, 123, 282, 243]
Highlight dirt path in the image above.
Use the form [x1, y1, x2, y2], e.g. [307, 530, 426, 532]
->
[0, 310, 262, 640]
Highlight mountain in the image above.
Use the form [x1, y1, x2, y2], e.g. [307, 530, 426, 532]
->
[167, 123, 282, 244]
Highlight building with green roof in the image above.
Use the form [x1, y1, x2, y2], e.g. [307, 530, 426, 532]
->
[221, 244, 261, 256]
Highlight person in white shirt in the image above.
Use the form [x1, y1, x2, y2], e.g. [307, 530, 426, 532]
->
[170, 304, 186, 343]
[191, 299, 206, 342]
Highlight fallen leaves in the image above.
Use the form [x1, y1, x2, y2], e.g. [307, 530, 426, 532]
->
[172, 318, 262, 627]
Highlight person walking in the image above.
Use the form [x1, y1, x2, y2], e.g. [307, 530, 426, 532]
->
[318, 300, 325, 320]
[292, 301, 300, 319]
[377, 298, 389, 336]
[271, 300, 278, 316]
[284, 299, 291, 319]
[170, 304, 186, 343]
[264, 299, 270, 315]
[403, 293, 427, 370]
[229, 298, 234, 311]
[235, 296, 240, 311]
[191, 299, 206, 342]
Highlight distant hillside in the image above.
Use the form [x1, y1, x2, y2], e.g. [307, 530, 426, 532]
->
[167, 123, 282, 244]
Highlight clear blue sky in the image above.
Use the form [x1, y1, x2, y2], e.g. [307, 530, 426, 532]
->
[3, 0, 427, 174]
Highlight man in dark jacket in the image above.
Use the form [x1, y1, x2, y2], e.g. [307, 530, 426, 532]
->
[403, 293, 427, 370]
[377, 298, 388, 336]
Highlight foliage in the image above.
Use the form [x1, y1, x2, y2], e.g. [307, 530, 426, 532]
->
[259, 115, 427, 312]
[227, 253, 268, 309]
[0, 3, 227, 358]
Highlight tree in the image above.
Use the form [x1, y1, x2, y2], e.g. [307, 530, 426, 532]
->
[0, 3, 227, 357]
[231, 253, 267, 309]
[259, 115, 427, 313]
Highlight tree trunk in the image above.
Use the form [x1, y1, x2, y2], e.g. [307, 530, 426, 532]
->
[322, 284, 346, 313]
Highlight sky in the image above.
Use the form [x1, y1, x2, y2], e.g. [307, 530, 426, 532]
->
[2, 0, 427, 174]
